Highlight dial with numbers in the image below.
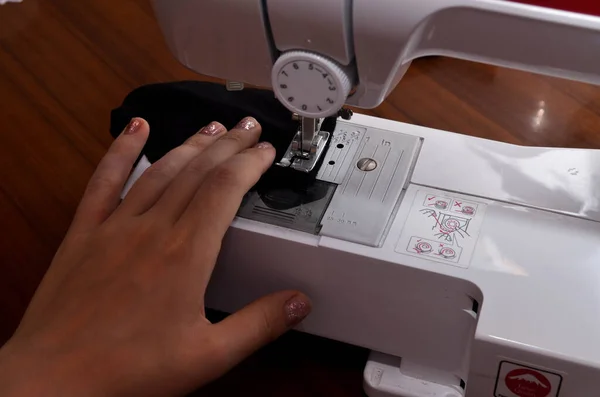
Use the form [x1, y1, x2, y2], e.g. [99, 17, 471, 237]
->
[271, 51, 353, 118]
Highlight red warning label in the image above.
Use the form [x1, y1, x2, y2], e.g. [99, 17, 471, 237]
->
[505, 368, 551, 397]
[505, 1, 600, 17]
[494, 361, 563, 397]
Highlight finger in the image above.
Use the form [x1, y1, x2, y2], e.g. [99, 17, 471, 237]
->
[177, 142, 275, 272]
[203, 291, 311, 378]
[70, 118, 149, 233]
[118, 121, 227, 216]
[150, 117, 263, 222]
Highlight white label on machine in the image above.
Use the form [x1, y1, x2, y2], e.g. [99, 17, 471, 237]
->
[395, 189, 488, 268]
[494, 361, 563, 397]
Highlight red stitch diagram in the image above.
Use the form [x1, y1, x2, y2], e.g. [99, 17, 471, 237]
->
[451, 199, 479, 216]
[439, 247, 457, 259]
[407, 236, 462, 263]
[424, 195, 479, 216]
[419, 209, 471, 243]
[423, 194, 452, 211]
[414, 240, 433, 254]
[398, 190, 488, 268]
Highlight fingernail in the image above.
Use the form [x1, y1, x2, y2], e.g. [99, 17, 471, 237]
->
[124, 118, 143, 135]
[284, 295, 311, 328]
[198, 122, 224, 136]
[236, 117, 258, 131]
[255, 142, 273, 149]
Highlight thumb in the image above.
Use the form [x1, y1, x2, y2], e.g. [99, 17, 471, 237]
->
[208, 291, 312, 372]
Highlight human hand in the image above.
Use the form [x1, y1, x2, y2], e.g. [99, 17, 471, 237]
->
[0, 117, 311, 397]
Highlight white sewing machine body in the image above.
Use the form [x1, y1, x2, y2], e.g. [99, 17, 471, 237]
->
[141, 0, 600, 396]
[125, 113, 600, 396]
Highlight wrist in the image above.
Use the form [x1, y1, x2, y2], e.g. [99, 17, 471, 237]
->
[0, 339, 98, 397]
[0, 340, 53, 397]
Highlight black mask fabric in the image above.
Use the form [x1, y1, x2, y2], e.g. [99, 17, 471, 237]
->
[109, 81, 338, 215]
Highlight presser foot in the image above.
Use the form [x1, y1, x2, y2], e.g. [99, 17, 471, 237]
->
[276, 130, 331, 173]
[276, 116, 330, 173]
[276, 109, 352, 173]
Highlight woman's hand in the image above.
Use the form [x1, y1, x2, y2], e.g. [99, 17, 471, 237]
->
[0, 117, 311, 397]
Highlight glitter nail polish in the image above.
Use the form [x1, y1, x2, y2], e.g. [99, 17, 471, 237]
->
[255, 142, 273, 149]
[199, 122, 224, 136]
[284, 295, 312, 327]
[236, 117, 258, 131]
[124, 118, 142, 135]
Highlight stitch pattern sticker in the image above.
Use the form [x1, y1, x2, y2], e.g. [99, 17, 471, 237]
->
[396, 189, 488, 268]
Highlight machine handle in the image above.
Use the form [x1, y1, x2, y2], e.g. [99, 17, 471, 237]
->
[410, 1, 600, 85]
[350, 0, 600, 108]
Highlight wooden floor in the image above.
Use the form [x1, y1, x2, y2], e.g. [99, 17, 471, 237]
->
[2, 1, 600, 396]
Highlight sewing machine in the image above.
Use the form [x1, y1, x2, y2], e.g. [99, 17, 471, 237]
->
[124, 1, 600, 396]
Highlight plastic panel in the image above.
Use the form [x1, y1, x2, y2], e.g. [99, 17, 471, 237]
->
[267, 0, 354, 65]
[150, 0, 274, 87]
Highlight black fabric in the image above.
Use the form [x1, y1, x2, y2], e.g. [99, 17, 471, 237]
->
[109, 81, 337, 208]
[110, 81, 299, 164]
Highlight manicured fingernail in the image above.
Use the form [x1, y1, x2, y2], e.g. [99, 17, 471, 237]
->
[236, 117, 258, 131]
[255, 142, 273, 149]
[284, 295, 311, 328]
[198, 122, 224, 136]
[124, 118, 143, 135]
